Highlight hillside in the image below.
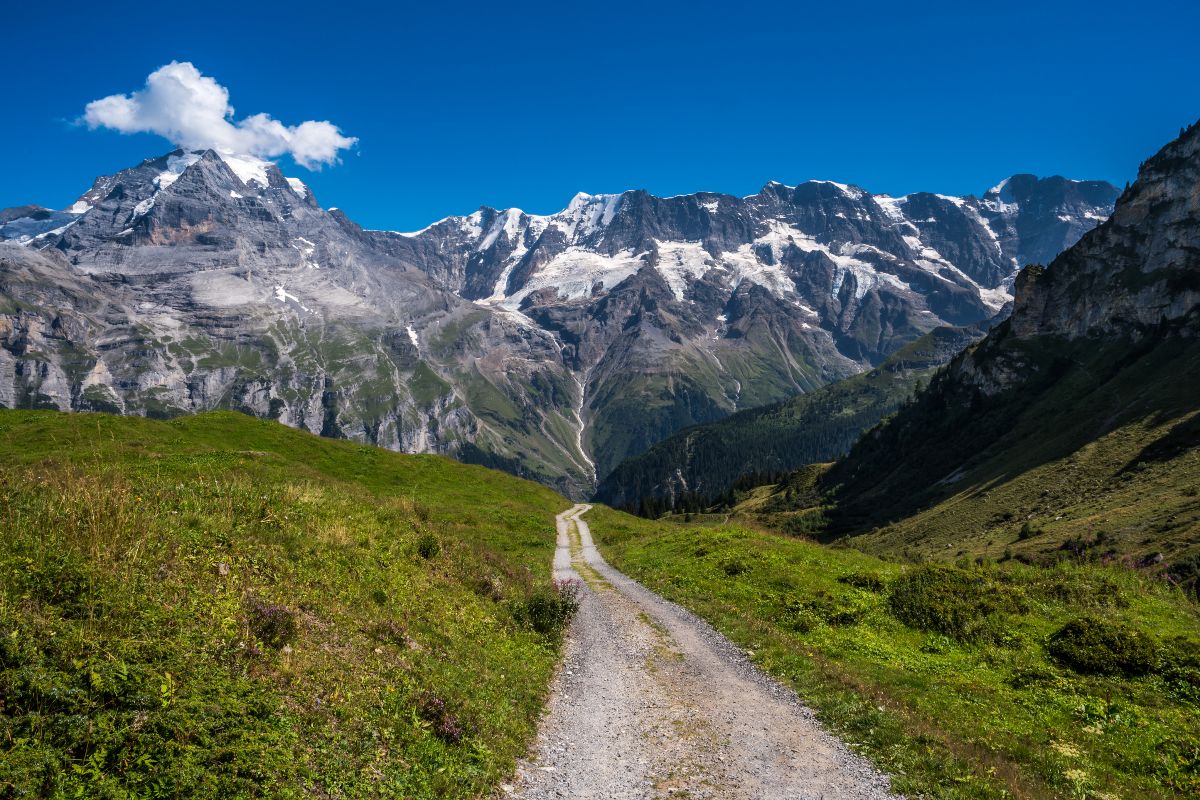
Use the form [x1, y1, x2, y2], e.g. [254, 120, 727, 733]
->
[0, 410, 574, 798]
[594, 324, 985, 511]
[804, 122, 1200, 572]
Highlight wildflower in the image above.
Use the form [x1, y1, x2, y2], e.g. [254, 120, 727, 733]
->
[1051, 741, 1082, 758]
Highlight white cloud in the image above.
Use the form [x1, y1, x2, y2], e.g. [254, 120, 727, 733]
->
[83, 61, 357, 170]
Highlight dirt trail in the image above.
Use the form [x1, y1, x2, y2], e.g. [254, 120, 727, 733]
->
[508, 504, 898, 799]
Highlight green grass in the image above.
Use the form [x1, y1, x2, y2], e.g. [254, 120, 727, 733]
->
[589, 506, 1200, 799]
[0, 409, 573, 799]
[824, 332, 1200, 553]
[845, 410, 1200, 564]
[408, 362, 453, 409]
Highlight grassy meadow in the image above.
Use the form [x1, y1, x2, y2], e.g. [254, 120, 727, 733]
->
[590, 506, 1200, 799]
[0, 410, 573, 799]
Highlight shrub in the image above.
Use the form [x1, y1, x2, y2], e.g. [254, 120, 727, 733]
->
[1167, 554, 1200, 600]
[721, 559, 750, 577]
[1008, 663, 1061, 689]
[887, 565, 1027, 640]
[415, 532, 440, 559]
[1157, 738, 1200, 795]
[473, 574, 505, 602]
[1017, 522, 1041, 541]
[369, 619, 409, 647]
[245, 597, 299, 649]
[518, 579, 582, 636]
[416, 691, 464, 744]
[1032, 572, 1127, 608]
[778, 602, 822, 633]
[779, 589, 872, 631]
[837, 572, 886, 592]
[7, 551, 96, 619]
[778, 508, 829, 536]
[1047, 617, 1158, 676]
[1161, 636, 1200, 702]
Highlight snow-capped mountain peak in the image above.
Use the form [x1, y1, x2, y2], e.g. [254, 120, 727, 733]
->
[360, 174, 1119, 323]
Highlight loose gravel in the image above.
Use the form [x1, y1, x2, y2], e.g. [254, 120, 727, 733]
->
[507, 504, 900, 800]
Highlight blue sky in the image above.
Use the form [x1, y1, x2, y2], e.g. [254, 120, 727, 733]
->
[3, 0, 1198, 230]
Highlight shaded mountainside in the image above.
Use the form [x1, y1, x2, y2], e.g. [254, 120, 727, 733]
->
[0, 409, 577, 799]
[0, 148, 1116, 497]
[814, 121, 1200, 568]
[594, 324, 986, 510]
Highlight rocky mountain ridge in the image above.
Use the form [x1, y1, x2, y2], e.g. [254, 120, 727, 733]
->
[0, 148, 1117, 496]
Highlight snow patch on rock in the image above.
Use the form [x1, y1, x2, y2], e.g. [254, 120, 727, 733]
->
[655, 240, 713, 300]
[155, 152, 203, 190]
[219, 153, 271, 188]
[502, 247, 645, 308]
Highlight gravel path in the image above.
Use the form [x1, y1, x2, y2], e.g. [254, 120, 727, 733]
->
[507, 504, 900, 800]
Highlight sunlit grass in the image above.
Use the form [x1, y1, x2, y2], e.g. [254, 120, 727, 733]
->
[0, 409, 571, 798]
[591, 506, 1200, 799]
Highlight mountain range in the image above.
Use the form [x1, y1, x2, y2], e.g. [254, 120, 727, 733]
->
[0, 150, 1117, 497]
[723, 121, 1200, 570]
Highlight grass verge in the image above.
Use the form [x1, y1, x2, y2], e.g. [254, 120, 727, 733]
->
[589, 505, 1200, 799]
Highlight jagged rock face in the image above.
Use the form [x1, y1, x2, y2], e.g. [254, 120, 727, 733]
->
[0, 148, 1116, 497]
[1010, 133, 1200, 340]
[945, 126, 1200, 399]
[374, 177, 1118, 375]
[0, 150, 587, 495]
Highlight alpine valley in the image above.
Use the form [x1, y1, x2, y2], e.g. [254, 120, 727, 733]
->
[0, 150, 1117, 497]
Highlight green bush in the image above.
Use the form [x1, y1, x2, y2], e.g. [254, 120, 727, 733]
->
[416, 691, 464, 744]
[887, 564, 1027, 640]
[837, 572, 886, 592]
[6, 551, 97, 619]
[245, 597, 299, 649]
[1047, 617, 1159, 676]
[1031, 571, 1127, 608]
[780, 590, 871, 630]
[416, 531, 441, 559]
[721, 558, 750, 577]
[517, 579, 582, 636]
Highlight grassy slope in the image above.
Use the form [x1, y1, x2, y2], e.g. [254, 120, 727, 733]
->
[594, 326, 982, 508]
[590, 506, 1200, 799]
[822, 334, 1200, 565]
[0, 410, 571, 799]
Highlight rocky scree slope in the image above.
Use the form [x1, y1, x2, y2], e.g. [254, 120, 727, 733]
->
[0, 150, 1115, 497]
